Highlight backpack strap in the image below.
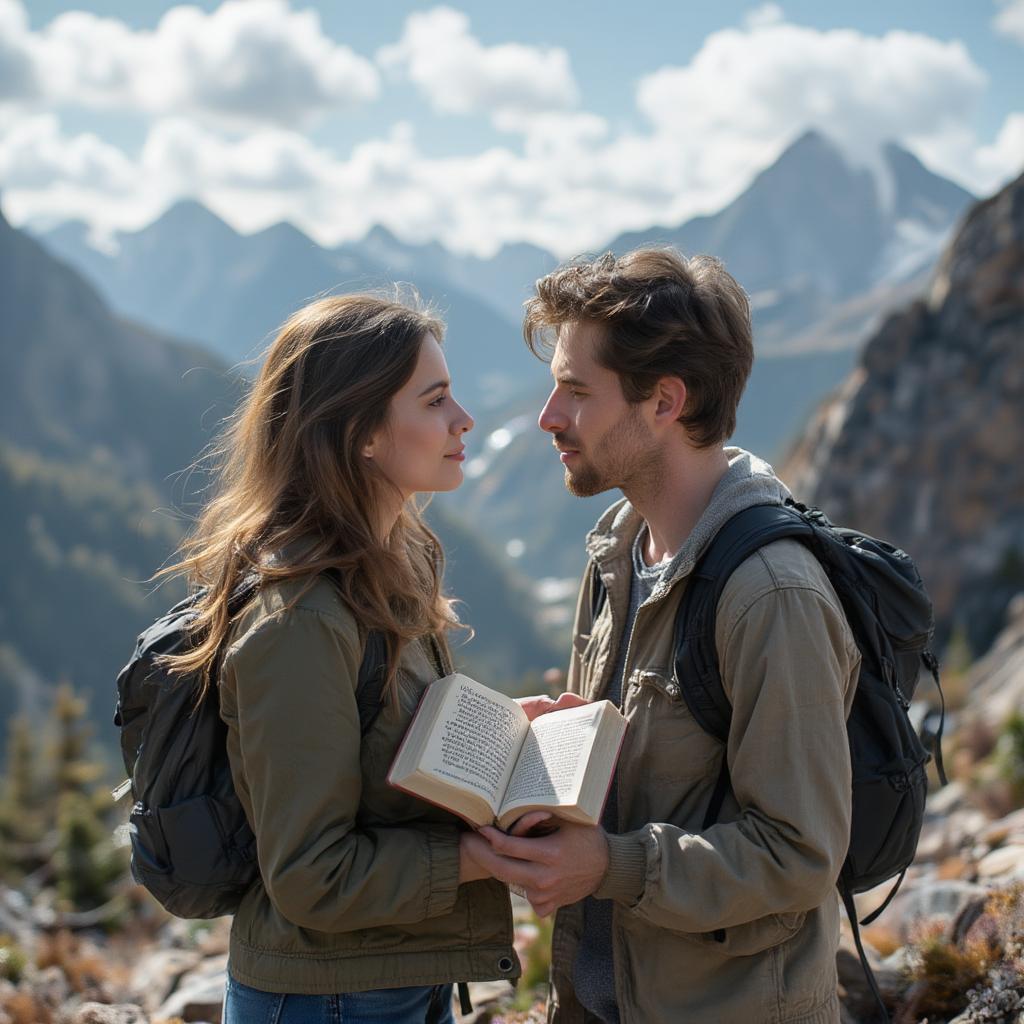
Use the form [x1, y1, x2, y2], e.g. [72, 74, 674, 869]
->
[320, 569, 389, 736]
[590, 561, 607, 623]
[839, 882, 892, 1023]
[922, 650, 948, 786]
[673, 503, 813, 746]
[676, 504, 900, 1023]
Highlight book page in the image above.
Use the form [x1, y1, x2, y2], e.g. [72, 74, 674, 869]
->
[419, 678, 529, 812]
[499, 702, 604, 813]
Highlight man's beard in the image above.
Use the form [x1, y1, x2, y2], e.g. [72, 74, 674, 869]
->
[560, 407, 661, 498]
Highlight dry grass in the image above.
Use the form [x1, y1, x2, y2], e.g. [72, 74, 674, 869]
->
[36, 930, 116, 995]
[897, 884, 1024, 1023]
[0, 989, 53, 1024]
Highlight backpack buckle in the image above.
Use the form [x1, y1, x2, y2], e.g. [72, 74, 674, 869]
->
[111, 778, 133, 801]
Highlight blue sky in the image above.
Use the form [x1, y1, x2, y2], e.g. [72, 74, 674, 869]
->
[2, 1, 1022, 255]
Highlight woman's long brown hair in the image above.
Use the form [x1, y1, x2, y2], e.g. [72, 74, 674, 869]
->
[156, 293, 459, 705]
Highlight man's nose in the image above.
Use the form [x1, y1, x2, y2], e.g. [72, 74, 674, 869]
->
[538, 390, 567, 434]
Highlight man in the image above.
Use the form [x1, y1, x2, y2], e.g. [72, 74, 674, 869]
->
[464, 248, 860, 1023]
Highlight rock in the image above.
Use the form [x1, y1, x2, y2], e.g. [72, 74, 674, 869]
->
[916, 806, 991, 863]
[981, 808, 1024, 847]
[154, 954, 227, 1024]
[960, 595, 1024, 731]
[460, 980, 515, 1022]
[781, 170, 1024, 654]
[925, 779, 967, 817]
[34, 964, 72, 1011]
[129, 949, 203, 1013]
[880, 944, 916, 976]
[950, 894, 991, 947]
[61, 1003, 149, 1024]
[836, 946, 903, 1022]
[976, 844, 1024, 880]
[883, 878, 989, 942]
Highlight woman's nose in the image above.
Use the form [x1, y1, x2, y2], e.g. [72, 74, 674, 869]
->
[452, 399, 474, 434]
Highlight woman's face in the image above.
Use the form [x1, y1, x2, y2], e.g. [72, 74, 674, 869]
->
[365, 333, 474, 500]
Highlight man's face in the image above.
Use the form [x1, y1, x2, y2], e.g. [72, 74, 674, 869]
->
[538, 322, 659, 497]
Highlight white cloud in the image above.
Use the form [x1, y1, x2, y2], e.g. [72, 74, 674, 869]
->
[378, 7, 578, 125]
[637, 25, 985, 171]
[994, 0, 1024, 45]
[1, 0, 378, 127]
[976, 112, 1024, 187]
[0, 113, 163, 232]
[744, 4, 784, 30]
[141, 118, 330, 193]
[2, 8, 1019, 258]
[0, 113, 136, 191]
[0, 0, 37, 100]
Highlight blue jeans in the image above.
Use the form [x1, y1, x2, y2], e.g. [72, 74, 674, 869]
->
[223, 974, 455, 1024]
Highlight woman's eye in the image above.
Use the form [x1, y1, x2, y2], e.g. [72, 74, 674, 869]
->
[430, 394, 447, 407]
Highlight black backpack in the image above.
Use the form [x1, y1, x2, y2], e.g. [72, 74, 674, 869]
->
[592, 499, 945, 1022]
[113, 575, 387, 919]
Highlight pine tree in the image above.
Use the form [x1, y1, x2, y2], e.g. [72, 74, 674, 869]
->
[0, 715, 44, 880]
[53, 790, 124, 911]
[49, 682, 102, 800]
[46, 683, 125, 911]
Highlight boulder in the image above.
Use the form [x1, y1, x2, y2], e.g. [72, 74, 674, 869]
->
[61, 1004, 149, 1024]
[154, 954, 226, 1024]
[883, 878, 989, 943]
[916, 806, 991, 863]
[976, 844, 1024, 881]
[128, 949, 203, 1013]
[836, 946, 904, 1022]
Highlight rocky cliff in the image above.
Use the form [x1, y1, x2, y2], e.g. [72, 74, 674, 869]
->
[784, 171, 1024, 655]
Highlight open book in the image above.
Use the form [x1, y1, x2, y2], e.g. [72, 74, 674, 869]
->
[388, 674, 627, 830]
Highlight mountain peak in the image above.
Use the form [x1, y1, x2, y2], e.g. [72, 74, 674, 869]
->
[149, 198, 238, 240]
[252, 219, 315, 247]
[766, 128, 849, 180]
[363, 224, 402, 247]
[881, 142, 975, 226]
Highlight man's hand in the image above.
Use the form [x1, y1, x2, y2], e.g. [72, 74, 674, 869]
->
[462, 817, 610, 917]
[516, 691, 590, 723]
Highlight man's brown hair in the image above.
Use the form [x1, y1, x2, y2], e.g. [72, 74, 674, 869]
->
[523, 248, 754, 448]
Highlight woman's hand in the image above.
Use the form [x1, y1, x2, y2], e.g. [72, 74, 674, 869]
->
[515, 691, 591, 723]
[458, 812, 557, 885]
[458, 831, 493, 884]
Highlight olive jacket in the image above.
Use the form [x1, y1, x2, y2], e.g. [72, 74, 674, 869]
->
[549, 449, 861, 1024]
[218, 576, 519, 994]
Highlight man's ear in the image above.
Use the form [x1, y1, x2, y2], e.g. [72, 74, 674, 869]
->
[653, 377, 687, 428]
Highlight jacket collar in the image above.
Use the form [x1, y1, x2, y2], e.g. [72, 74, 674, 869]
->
[584, 447, 793, 602]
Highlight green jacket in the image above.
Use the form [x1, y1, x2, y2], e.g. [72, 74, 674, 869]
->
[218, 575, 519, 994]
[549, 450, 860, 1024]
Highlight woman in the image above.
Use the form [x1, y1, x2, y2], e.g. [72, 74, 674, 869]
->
[159, 294, 518, 1023]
